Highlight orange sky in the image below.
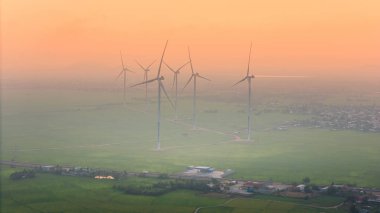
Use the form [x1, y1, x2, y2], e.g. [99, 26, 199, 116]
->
[1, 0, 380, 83]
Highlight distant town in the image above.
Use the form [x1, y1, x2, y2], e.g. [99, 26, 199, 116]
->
[264, 104, 380, 132]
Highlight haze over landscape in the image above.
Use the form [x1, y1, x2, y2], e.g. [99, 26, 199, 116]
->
[1, 1, 380, 213]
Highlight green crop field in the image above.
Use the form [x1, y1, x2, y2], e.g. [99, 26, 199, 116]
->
[199, 199, 346, 213]
[1, 87, 380, 212]
[1, 167, 346, 213]
[2, 88, 380, 187]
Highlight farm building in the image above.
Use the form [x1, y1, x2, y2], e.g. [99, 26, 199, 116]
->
[182, 166, 232, 179]
[187, 166, 214, 173]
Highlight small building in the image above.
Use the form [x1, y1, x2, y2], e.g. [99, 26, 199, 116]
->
[183, 166, 229, 179]
[193, 166, 215, 173]
[296, 184, 305, 192]
[242, 181, 255, 192]
[41, 165, 55, 171]
[320, 186, 329, 192]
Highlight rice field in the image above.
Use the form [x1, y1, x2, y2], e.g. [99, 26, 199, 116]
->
[1, 88, 380, 187]
[0, 167, 346, 213]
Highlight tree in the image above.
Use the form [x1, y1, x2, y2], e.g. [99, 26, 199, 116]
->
[304, 185, 312, 193]
[211, 178, 220, 185]
[349, 204, 359, 213]
[327, 186, 337, 195]
[311, 184, 320, 191]
[303, 177, 310, 184]
[10, 170, 36, 180]
[158, 173, 169, 179]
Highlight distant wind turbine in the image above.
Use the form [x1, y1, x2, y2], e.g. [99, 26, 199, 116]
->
[233, 43, 255, 141]
[136, 59, 156, 107]
[164, 61, 190, 119]
[183, 47, 211, 129]
[233, 43, 308, 141]
[131, 41, 173, 150]
[116, 51, 134, 104]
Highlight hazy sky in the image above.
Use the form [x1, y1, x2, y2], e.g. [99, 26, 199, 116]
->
[1, 0, 380, 83]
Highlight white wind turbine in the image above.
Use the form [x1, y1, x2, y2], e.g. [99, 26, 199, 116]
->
[234, 42, 308, 141]
[116, 51, 134, 104]
[164, 60, 189, 119]
[131, 41, 173, 150]
[183, 47, 211, 129]
[233, 43, 255, 141]
[136, 59, 156, 107]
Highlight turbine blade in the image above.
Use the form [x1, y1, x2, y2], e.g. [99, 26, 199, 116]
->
[156, 40, 168, 78]
[164, 61, 176, 73]
[135, 60, 146, 71]
[172, 74, 176, 88]
[126, 68, 134, 73]
[160, 81, 175, 108]
[182, 75, 193, 91]
[232, 76, 247, 87]
[130, 78, 158, 87]
[187, 46, 195, 74]
[246, 42, 252, 76]
[147, 59, 156, 70]
[115, 70, 124, 80]
[198, 74, 211, 81]
[120, 51, 125, 69]
[144, 71, 147, 81]
[176, 61, 190, 72]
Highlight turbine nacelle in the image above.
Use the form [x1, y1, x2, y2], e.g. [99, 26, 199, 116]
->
[136, 60, 156, 74]
[122, 67, 134, 73]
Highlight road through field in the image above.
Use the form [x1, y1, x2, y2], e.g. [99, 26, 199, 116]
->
[194, 198, 238, 213]
[193, 198, 344, 213]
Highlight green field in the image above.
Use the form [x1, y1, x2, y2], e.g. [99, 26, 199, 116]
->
[2, 88, 380, 188]
[1, 167, 346, 213]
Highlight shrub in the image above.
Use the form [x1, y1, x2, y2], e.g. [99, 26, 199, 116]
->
[10, 170, 36, 180]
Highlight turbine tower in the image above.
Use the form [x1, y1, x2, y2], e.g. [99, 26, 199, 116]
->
[183, 47, 211, 129]
[116, 51, 134, 104]
[136, 59, 156, 107]
[131, 41, 173, 150]
[164, 61, 189, 119]
[233, 43, 306, 141]
[233, 42, 255, 141]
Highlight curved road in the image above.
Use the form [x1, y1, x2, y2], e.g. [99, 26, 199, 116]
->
[193, 198, 344, 213]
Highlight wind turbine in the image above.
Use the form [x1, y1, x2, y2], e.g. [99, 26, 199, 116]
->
[164, 60, 189, 119]
[233, 43, 255, 141]
[136, 59, 156, 107]
[116, 51, 134, 104]
[183, 47, 211, 129]
[131, 41, 173, 150]
[233, 43, 256, 141]
[233, 43, 306, 141]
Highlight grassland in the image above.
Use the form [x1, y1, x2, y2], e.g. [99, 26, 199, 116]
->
[1, 167, 346, 213]
[2, 88, 380, 188]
